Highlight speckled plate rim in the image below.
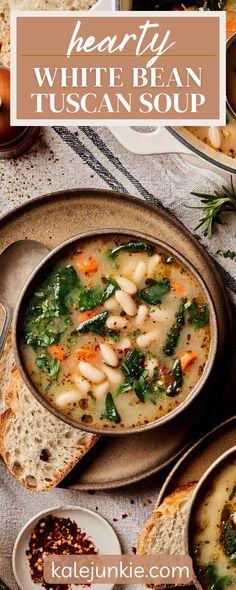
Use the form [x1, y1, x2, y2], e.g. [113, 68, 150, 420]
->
[0, 188, 232, 490]
[156, 415, 236, 507]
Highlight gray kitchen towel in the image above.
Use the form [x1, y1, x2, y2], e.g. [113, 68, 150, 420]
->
[0, 125, 235, 590]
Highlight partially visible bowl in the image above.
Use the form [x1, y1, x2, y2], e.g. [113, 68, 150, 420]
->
[13, 228, 218, 435]
[186, 446, 236, 590]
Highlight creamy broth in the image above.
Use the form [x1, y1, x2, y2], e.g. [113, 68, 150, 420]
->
[21, 237, 211, 430]
[186, 113, 236, 159]
[191, 458, 236, 590]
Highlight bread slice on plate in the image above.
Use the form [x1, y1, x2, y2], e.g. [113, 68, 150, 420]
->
[137, 482, 197, 588]
[1, 30, 10, 68]
[0, 362, 98, 491]
[0, 0, 9, 45]
[9, 1, 97, 11]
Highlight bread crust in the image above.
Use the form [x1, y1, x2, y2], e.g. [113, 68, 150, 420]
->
[136, 482, 197, 589]
[0, 348, 99, 491]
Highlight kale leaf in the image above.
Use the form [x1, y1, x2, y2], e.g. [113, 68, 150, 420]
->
[189, 300, 210, 329]
[164, 298, 187, 356]
[73, 311, 109, 336]
[108, 241, 154, 259]
[138, 278, 170, 305]
[104, 393, 121, 424]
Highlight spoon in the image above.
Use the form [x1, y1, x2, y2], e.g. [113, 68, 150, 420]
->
[226, 32, 236, 118]
[0, 240, 49, 357]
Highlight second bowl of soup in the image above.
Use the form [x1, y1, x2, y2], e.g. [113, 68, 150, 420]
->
[14, 230, 217, 434]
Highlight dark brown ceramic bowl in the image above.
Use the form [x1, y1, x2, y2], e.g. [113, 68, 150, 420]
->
[186, 445, 236, 590]
[13, 228, 218, 435]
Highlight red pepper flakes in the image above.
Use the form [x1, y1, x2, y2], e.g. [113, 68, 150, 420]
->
[26, 515, 98, 590]
[112, 518, 118, 522]
[122, 514, 128, 519]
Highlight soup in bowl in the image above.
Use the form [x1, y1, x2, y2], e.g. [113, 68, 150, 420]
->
[14, 230, 216, 434]
[188, 447, 236, 590]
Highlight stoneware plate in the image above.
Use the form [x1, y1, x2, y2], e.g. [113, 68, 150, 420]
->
[0, 188, 232, 489]
[12, 505, 121, 590]
[157, 415, 236, 506]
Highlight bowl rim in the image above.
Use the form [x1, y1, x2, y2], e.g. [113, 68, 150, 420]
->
[185, 445, 236, 590]
[13, 227, 218, 436]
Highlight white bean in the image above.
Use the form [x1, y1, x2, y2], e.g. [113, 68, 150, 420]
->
[73, 373, 90, 394]
[145, 358, 158, 379]
[115, 276, 137, 295]
[78, 361, 105, 384]
[115, 290, 137, 317]
[100, 343, 119, 367]
[56, 390, 82, 409]
[136, 330, 159, 349]
[208, 126, 221, 149]
[133, 261, 146, 284]
[147, 254, 161, 277]
[106, 315, 127, 330]
[104, 296, 121, 312]
[136, 304, 148, 326]
[117, 337, 131, 351]
[103, 365, 122, 386]
[92, 380, 110, 399]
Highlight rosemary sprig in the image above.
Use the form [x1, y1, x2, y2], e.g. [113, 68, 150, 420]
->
[188, 176, 236, 238]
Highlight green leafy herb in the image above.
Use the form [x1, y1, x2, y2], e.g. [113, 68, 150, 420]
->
[36, 353, 61, 393]
[201, 563, 233, 590]
[121, 348, 145, 380]
[220, 506, 236, 557]
[217, 249, 236, 261]
[54, 265, 80, 314]
[189, 300, 210, 330]
[189, 177, 236, 237]
[119, 349, 159, 403]
[164, 298, 188, 356]
[115, 382, 133, 397]
[166, 359, 183, 397]
[73, 311, 108, 336]
[78, 279, 119, 312]
[104, 393, 121, 423]
[138, 278, 170, 305]
[108, 241, 154, 259]
[134, 369, 150, 402]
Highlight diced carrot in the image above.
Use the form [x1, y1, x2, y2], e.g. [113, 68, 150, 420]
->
[77, 258, 98, 274]
[170, 280, 185, 295]
[179, 351, 197, 372]
[79, 309, 97, 322]
[48, 345, 65, 362]
[76, 347, 97, 361]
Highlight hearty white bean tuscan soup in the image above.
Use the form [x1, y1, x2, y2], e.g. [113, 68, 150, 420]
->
[21, 238, 211, 430]
[191, 457, 236, 590]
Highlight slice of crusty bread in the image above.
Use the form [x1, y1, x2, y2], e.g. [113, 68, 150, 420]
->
[0, 0, 97, 66]
[137, 483, 197, 588]
[137, 483, 196, 556]
[0, 365, 98, 491]
[9, 0, 97, 10]
[1, 30, 10, 67]
[0, 0, 9, 44]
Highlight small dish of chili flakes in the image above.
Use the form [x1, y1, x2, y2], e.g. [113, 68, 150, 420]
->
[12, 505, 121, 590]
